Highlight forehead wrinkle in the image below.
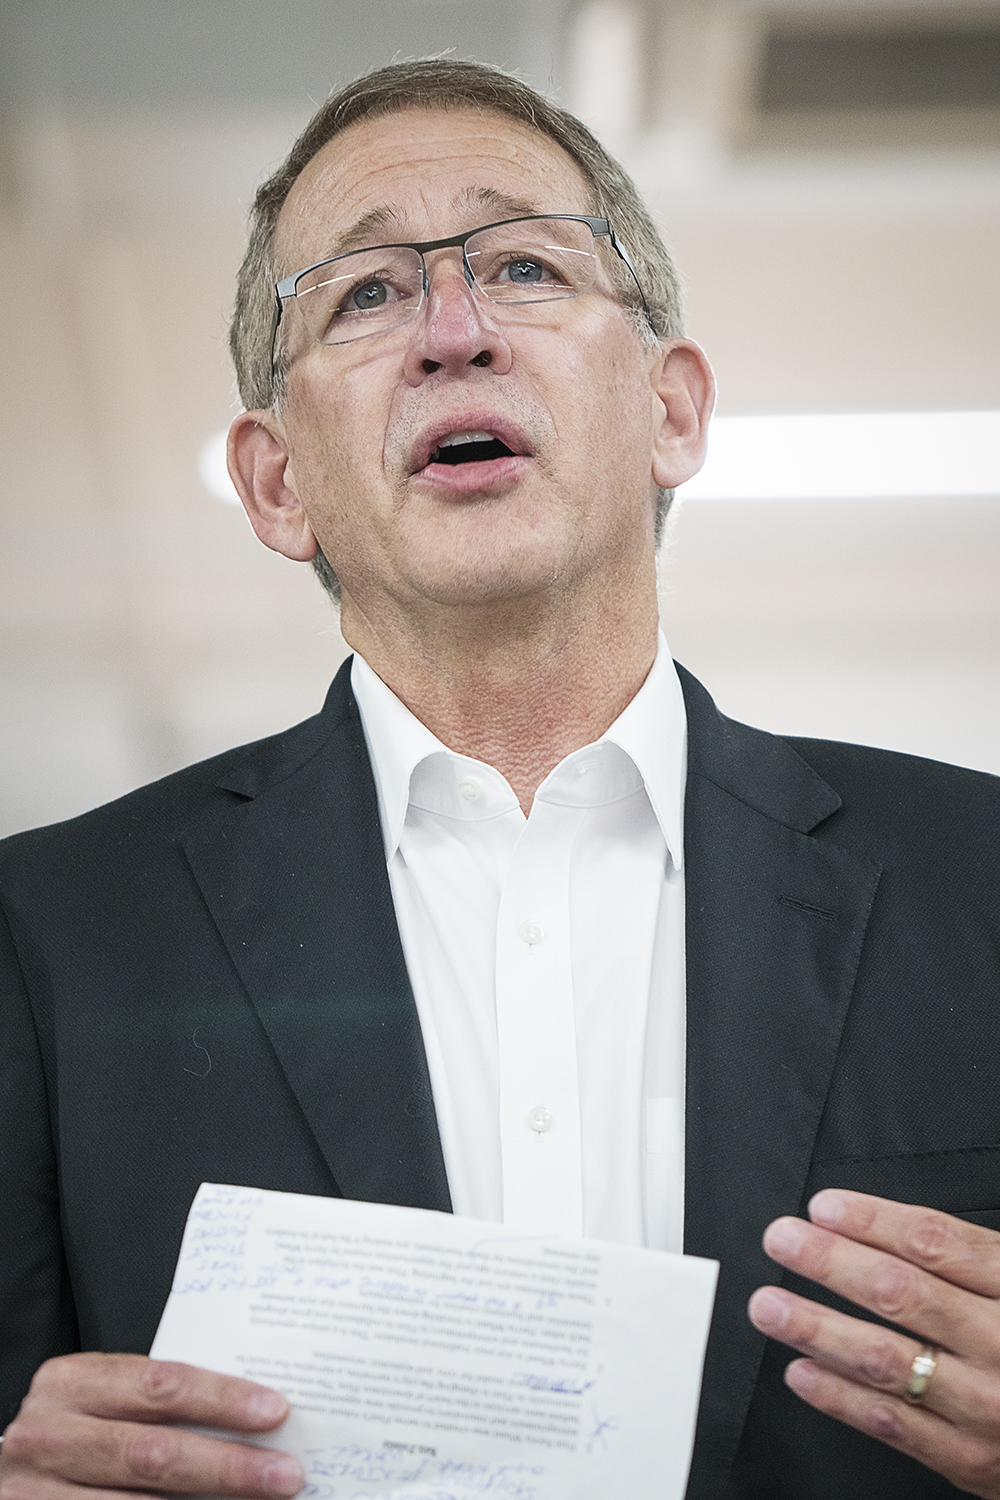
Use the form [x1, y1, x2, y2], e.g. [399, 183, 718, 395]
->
[301, 184, 566, 269]
[276, 110, 592, 272]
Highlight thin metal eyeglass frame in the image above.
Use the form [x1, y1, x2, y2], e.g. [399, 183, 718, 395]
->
[269, 213, 652, 375]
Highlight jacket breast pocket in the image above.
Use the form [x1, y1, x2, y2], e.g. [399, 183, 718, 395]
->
[805, 1142, 1000, 1223]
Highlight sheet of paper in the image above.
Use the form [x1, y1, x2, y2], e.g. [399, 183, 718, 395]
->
[151, 1184, 717, 1500]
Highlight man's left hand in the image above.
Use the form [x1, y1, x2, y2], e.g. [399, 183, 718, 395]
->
[749, 1190, 1000, 1498]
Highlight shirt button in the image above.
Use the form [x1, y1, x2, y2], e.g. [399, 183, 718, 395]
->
[518, 920, 544, 946]
[457, 777, 482, 803]
[528, 1106, 554, 1133]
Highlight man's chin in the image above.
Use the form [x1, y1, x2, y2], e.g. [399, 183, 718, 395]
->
[407, 560, 567, 610]
[385, 519, 579, 611]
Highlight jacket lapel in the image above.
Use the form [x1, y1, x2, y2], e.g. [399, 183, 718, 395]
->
[180, 661, 452, 1214]
[678, 666, 881, 1498]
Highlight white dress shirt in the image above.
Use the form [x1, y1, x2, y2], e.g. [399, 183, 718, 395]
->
[351, 634, 687, 1251]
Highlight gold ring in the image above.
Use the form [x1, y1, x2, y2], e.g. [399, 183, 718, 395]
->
[904, 1345, 938, 1404]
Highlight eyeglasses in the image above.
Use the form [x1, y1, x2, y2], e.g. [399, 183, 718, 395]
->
[271, 214, 650, 362]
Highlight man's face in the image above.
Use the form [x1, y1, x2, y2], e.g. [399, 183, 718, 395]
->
[271, 106, 668, 620]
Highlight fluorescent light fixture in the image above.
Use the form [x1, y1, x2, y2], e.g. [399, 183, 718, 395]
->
[198, 429, 241, 505]
[200, 410, 1000, 507]
[681, 410, 1000, 501]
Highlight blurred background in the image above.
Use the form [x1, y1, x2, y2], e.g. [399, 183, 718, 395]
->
[1, 0, 998, 837]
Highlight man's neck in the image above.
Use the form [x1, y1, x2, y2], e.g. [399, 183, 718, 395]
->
[340, 582, 660, 815]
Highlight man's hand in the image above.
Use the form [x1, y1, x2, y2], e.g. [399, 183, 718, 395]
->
[749, 1189, 1000, 1498]
[0, 1353, 304, 1500]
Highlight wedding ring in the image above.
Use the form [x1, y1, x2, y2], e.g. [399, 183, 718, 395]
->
[904, 1345, 938, 1404]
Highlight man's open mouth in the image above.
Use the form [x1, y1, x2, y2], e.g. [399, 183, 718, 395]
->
[428, 431, 517, 466]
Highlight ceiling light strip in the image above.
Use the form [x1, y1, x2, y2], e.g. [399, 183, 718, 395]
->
[681, 410, 1000, 501]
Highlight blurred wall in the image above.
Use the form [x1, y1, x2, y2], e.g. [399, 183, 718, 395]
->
[1, 0, 998, 837]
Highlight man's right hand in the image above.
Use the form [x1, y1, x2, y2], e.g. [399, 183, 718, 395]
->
[0, 1353, 305, 1500]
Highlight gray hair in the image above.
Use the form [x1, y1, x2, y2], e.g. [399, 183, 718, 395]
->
[230, 58, 685, 595]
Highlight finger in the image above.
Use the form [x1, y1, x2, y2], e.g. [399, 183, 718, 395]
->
[28, 1354, 289, 1431]
[747, 1285, 1000, 1426]
[783, 1359, 1000, 1498]
[762, 1216, 1000, 1361]
[0, 1482, 168, 1500]
[750, 1286, 925, 1396]
[4, 1410, 303, 1499]
[809, 1190, 1000, 1299]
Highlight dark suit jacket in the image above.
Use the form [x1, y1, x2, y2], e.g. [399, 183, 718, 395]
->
[2, 661, 1000, 1498]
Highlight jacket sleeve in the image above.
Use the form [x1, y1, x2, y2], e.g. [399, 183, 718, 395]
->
[0, 899, 79, 1429]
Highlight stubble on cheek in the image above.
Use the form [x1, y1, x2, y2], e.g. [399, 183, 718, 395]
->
[280, 360, 400, 583]
[551, 321, 659, 553]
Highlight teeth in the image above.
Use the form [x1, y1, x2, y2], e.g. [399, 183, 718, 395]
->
[439, 430, 495, 447]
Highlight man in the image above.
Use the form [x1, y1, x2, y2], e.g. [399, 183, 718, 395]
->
[2, 57, 1000, 1500]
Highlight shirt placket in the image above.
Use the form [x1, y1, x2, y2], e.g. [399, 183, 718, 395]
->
[494, 797, 586, 1237]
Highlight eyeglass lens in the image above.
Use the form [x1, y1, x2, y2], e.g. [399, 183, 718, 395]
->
[292, 218, 602, 346]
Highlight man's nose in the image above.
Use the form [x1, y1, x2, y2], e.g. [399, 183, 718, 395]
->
[402, 252, 513, 383]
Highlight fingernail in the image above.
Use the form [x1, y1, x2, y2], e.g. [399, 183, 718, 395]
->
[764, 1217, 805, 1257]
[785, 1359, 819, 1395]
[248, 1389, 288, 1425]
[809, 1190, 846, 1227]
[749, 1287, 789, 1333]
[263, 1456, 304, 1495]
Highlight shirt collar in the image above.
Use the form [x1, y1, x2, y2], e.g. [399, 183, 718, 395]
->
[351, 652, 448, 861]
[351, 631, 686, 870]
[596, 633, 687, 870]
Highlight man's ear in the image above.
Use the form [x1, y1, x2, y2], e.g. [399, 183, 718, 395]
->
[649, 338, 716, 491]
[227, 410, 318, 562]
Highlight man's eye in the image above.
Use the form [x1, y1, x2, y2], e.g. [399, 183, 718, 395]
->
[343, 278, 392, 312]
[502, 257, 548, 285]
